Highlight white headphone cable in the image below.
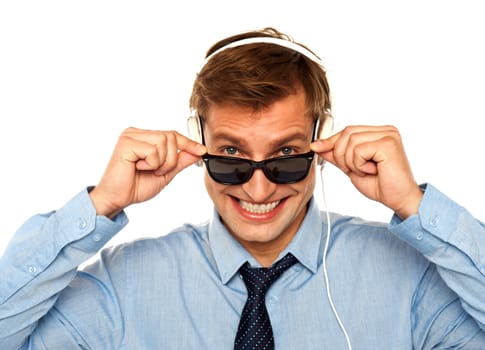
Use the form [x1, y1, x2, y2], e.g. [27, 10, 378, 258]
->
[320, 166, 353, 350]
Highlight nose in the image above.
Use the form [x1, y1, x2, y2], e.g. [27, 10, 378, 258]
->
[241, 168, 277, 202]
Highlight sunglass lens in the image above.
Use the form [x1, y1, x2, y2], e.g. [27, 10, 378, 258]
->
[266, 157, 311, 183]
[207, 158, 251, 184]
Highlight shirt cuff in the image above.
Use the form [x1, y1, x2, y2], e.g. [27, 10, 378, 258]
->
[0, 187, 129, 302]
[68, 187, 129, 252]
[388, 184, 485, 271]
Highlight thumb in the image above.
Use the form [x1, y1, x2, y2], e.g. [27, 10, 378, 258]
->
[310, 139, 336, 165]
[177, 150, 205, 171]
[152, 133, 206, 177]
[176, 133, 207, 157]
[156, 150, 203, 185]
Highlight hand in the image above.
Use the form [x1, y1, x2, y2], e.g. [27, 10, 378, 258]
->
[310, 125, 423, 219]
[90, 128, 207, 218]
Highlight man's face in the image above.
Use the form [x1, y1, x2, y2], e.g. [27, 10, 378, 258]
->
[203, 88, 316, 264]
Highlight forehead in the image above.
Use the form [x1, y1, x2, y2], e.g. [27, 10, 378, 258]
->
[202, 111, 315, 155]
[204, 110, 313, 144]
[203, 90, 313, 132]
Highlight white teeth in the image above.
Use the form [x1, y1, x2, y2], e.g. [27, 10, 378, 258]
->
[239, 200, 280, 214]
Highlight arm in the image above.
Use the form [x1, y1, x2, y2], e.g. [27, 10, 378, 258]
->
[389, 185, 485, 348]
[0, 189, 127, 349]
[0, 128, 206, 348]
[311, 125, 423, 220]
[311, 125, 485, 346]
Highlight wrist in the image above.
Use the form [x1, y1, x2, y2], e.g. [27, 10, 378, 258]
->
[393, 186, 424, 220]
[88, 187, 122, 219]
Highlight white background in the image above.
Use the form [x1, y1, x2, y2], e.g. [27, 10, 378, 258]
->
[1, 0, 484, 256]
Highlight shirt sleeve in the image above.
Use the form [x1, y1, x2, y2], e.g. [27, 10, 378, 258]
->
[0, 188, 128, 349]
[389, 183, 485, 345]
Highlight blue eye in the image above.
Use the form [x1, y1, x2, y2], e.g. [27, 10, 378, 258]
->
[224, 147, 238, 155]
[281, 147, 294, 155]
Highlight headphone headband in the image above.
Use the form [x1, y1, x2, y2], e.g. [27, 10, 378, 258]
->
[190, 35, 332, 167]
[202, 37, 325, 69]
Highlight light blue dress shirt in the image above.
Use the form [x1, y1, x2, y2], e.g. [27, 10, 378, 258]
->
[1, 184, 485, 349]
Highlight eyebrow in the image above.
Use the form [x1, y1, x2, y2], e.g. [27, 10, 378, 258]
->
[209, 132, 248, 146]
[209, 131, 311, 149]
[270, 133, 311, 148]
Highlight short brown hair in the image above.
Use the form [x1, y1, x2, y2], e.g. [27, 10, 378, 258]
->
[189, 27, 331, 122]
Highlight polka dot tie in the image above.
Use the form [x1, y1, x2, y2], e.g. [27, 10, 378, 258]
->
[234, 253, 298, 350]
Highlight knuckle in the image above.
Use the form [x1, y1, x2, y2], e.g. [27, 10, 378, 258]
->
[341, 125, 354, 136]
[385, 125, 400, 137]
[157, 130, 177, 144]
[117, 133, 132, 145]
[381, 135, 398, 148]
[122, 126, 138, 134]
[165, 130, 178, 141]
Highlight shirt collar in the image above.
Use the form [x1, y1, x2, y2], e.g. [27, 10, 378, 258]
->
[208, 197, 325, 284]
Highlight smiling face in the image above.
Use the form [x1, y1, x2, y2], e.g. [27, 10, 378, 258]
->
[203, 88, 316, 266]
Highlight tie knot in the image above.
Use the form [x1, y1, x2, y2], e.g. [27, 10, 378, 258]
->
[239, 253, 298, 296]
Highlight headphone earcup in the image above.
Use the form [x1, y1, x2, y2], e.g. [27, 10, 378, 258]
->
[316, 114, 334, 166]
[187, 114, 204, 167]
[187, 115, 202, 143]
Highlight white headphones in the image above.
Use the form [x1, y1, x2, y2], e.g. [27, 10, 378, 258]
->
[188, 36, 352, 350]
[202, 36, 325, 68]
[187, 36, 334, 166]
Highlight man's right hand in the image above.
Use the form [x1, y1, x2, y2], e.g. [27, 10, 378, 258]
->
[89, 127, 207, 218]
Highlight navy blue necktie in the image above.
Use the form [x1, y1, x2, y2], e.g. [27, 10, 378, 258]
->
[234, 253, 298, 350]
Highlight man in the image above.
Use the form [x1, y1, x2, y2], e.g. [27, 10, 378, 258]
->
[1, 27, 484, 349]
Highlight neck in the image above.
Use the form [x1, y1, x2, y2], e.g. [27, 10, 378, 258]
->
[238, 232, 295, 267]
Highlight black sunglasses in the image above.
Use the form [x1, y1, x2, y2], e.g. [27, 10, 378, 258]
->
[202, 151, 315, 185]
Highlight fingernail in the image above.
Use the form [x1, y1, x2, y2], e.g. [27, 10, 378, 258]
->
[196, 144, 207, 154]
[310, 141, 323, 150]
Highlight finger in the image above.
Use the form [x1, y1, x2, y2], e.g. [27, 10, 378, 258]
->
[326, 127, 356, 174]
[148, 132, 179, 173]
[153, 134, 207, 176]
[121, 130, 206, 173]
[351, 143, 378, 176]
[151, 134, 181, 175]
[311, 125, 397, 175]
[343, 131, 391, 176]
[117, 128, 165, 171]
[310, 128, 340, 167]
[174, 131, 207, 156]
[117, 135, 159, 168]
[131, 142, 164, 171]
[155, 150, 202, 178]
[124, 128, 207, 157]
[345, 127, 399, 176]
[310, 133, 337, 152]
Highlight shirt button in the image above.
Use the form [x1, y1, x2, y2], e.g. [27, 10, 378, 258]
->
[78, 218, 88, 230]
[416, 232, 423, 240]
[92, 233, 102, 242]
[28, 266, 37, 274]
[429, 215, 440, 227]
